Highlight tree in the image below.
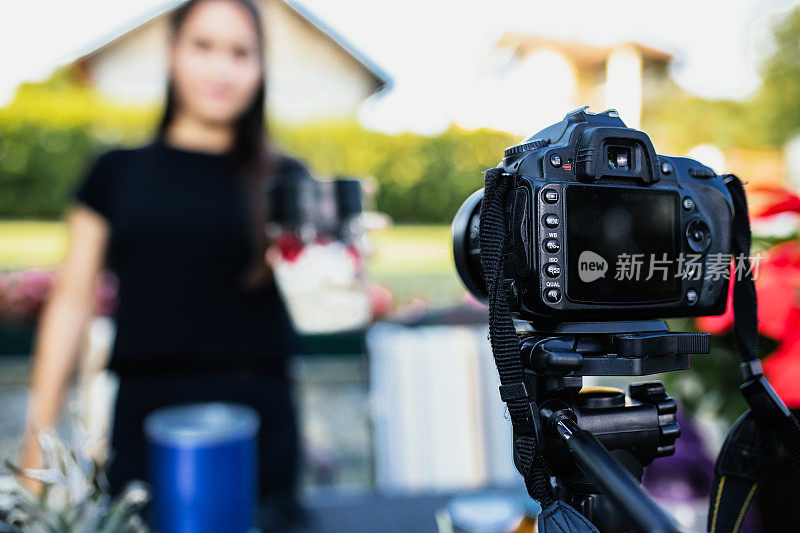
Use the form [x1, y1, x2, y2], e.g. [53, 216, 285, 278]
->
[755, 6, 800, 146]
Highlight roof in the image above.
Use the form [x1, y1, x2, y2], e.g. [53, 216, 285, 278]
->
[73, 0, 391, 90]
[281, 0, 391, 90]
[498, 33, 673, 68]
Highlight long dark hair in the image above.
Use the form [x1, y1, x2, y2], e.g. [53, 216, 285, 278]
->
[158, 0, 270, 286]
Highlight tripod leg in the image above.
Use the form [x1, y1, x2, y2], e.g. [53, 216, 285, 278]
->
[555, 418, 678, 533]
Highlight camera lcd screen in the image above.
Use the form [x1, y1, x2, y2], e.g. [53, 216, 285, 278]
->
[565, 185, 680, 303]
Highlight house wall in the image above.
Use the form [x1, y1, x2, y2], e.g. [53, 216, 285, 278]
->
[576, 62, 607, 114]
[642, 59, 673, 105]
[605, 45, 643, 128]
[263, 0, 379, 123]
[82, 0, 380, 123]
[453, 42, 666, 135]
[86, 18, 170, 106]
[453, 33, 679, 135]
[453, 46, 579, 135]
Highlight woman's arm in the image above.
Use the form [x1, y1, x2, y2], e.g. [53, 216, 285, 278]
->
[19, 206, 109, 480]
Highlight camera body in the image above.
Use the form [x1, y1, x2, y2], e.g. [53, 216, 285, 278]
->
[453, 107, 734, 321]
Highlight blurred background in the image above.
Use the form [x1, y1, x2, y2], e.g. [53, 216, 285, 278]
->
[3, 0, 800, 531]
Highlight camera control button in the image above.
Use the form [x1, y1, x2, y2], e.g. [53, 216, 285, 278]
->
[543, 189, 559, 203]
[545, 288, 561, 303]
[686, 219, 712, 252]
[686, 289, 698, 305]
[682, 197, 695, 211]
[543, 239, 560, 253]
[689, 167, 716, 179]
[543, 214, 560, 228]
[545, 264, 561, 277]
[550, 153, 562, 167]
[661, 161, 673, 174]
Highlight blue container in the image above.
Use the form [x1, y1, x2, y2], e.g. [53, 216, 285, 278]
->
[145, 402, 260, 533]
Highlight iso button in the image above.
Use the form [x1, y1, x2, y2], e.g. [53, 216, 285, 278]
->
[545, 263, 561, 277]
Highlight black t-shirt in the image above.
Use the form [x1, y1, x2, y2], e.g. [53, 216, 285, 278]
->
[74, 140, 304, 373]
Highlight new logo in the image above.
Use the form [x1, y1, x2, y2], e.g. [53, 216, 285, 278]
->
[578, 251, 608, 282]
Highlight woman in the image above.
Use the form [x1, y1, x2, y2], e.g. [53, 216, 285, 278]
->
[21, 0, 305, 524]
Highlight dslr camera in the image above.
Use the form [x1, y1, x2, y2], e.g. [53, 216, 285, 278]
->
[453, 106, 734, 321]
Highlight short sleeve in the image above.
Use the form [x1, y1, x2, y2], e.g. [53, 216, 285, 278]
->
[73, 151, 114, 219]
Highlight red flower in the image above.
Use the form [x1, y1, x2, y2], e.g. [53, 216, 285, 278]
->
[697, 186, 800, 407]
[763, 308, 800, 407]
[695, 277, 734, 335]
[755, 243, 800, 339]
[274, 233, 305, 263]
[696, 242, 800, 337]
[751, 185, 800, 218]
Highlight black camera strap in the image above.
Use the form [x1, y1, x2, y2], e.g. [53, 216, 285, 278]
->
[480, 168, 599, 532]
[707, 175, 800, 533]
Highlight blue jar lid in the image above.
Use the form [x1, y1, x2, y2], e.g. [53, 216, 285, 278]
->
[144, 402, 260, 448]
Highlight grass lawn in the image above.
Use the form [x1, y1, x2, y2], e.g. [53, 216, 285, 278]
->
[367, 224, 464, 307]
[0, 221, 69, 269]
[0, 221, 466, 308]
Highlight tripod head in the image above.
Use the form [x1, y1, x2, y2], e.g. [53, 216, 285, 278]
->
[516, 320, 710, 532]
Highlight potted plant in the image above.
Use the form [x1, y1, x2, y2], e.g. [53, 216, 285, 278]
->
[1, 426, 148, 532]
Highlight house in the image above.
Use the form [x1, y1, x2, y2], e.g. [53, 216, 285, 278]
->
[72, 0, 391, 124]
[453, 33, 673, 134]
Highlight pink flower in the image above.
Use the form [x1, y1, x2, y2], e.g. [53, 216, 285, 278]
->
[368, 282, 393, 320]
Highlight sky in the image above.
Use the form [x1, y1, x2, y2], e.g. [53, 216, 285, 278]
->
[1, 0, 799, 133]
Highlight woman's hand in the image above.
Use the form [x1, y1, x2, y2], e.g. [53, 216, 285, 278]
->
[18, 206, 108, 492]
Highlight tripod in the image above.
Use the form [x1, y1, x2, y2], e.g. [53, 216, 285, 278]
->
[515, 319, 710, 532]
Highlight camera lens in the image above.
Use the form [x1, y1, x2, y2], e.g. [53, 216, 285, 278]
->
[452, 189, 488, 300]
[607, 146, 631, 170]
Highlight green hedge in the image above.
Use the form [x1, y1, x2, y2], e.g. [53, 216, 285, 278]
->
[0, 79, 516, 222]
[0, 124, 99, 218]
[0, 78, 158, 219]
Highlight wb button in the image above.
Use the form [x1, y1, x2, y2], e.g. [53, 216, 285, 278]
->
[543, 239, 560, 253]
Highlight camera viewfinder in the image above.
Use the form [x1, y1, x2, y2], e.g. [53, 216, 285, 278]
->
[607, 145, 632, 170]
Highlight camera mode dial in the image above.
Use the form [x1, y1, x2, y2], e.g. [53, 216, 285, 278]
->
[504, 139, 549, 158]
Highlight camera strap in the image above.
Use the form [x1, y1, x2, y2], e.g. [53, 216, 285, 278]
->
[480, 167, 599, 532]
[707, 175, 800, 533]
